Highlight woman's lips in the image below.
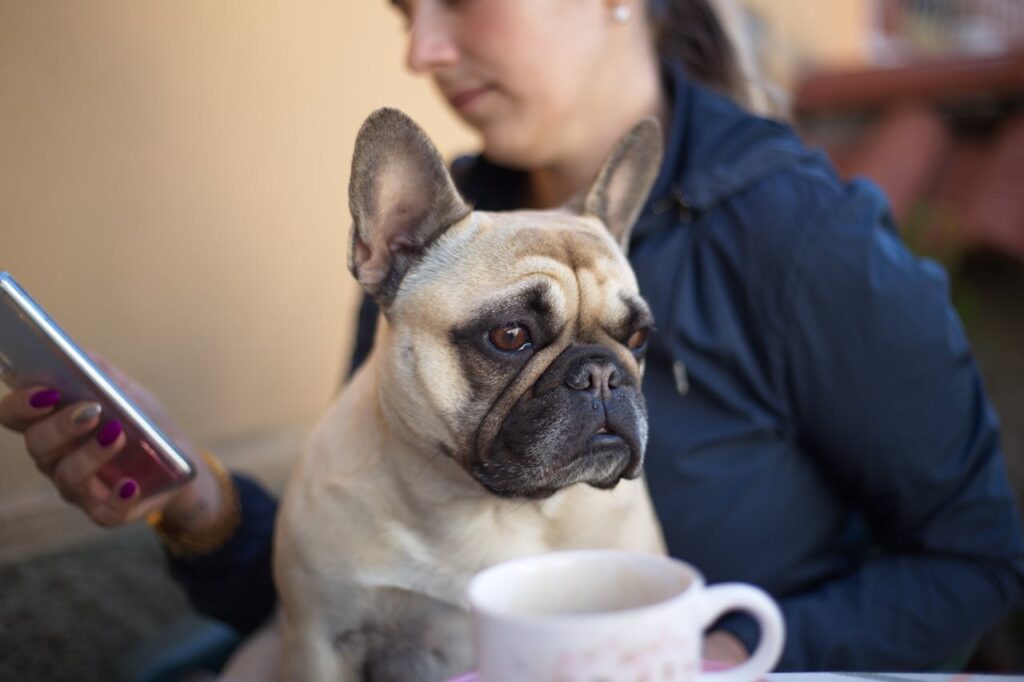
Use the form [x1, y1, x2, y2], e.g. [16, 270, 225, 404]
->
[448, 86, 492, 113]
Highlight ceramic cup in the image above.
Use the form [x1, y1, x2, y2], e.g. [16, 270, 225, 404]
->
[467, 550, 784, 682]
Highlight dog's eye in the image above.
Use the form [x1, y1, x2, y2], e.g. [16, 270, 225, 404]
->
[488, 325, 532, 353]
[627, 328, 649, 352]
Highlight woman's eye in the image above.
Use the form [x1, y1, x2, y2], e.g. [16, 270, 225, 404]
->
[627, 328, 649, 351]
[488, 325, 532, 352]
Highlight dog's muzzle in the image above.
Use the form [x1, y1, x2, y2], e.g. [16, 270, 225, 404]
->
[473, 345, 647, 498]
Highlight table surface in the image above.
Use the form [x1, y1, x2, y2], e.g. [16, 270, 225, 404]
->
[767, 674, 1024, 682]
[451, 673, 1024, 682]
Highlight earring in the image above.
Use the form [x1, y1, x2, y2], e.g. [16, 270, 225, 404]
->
[612, 3, 631, 23]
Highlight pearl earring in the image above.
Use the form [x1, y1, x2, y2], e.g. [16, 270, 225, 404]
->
[612, 3, 631, 23]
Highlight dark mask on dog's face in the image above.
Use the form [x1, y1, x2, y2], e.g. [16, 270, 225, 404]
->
[348, 109, 663, 499]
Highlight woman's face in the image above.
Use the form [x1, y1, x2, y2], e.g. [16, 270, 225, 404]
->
[393, 0, 634, 167]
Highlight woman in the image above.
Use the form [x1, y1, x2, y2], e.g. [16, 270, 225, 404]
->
[3, 0, 1022, 671]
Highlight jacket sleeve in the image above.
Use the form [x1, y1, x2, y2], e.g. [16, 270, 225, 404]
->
[165, 473, 279, 635]
[755, 179, 1024, 669]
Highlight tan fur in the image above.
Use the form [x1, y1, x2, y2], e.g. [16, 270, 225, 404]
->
[275, 211, 665, 680]
[271, 110, 666, 681]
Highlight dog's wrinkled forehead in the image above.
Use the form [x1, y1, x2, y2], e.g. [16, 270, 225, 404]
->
[497, 211, 622, 270]
[394, 208, 641, 332]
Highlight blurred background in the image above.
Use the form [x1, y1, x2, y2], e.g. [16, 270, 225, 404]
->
[1, 0, 1022, 679]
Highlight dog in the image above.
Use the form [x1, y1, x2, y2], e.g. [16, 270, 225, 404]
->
[273, 108, 667, 681]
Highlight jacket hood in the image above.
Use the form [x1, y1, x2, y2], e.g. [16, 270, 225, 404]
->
[637, 62, 826, 238]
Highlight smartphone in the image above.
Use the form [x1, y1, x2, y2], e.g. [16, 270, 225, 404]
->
[0, 272, 195, 498]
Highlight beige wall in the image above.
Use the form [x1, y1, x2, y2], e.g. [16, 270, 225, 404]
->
[0, 2, 475, 499]
[740, 0, 872, 85]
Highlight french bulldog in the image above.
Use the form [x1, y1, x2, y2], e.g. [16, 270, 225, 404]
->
[273, 108, 667, 681]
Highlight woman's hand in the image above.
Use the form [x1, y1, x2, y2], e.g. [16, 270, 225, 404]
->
[0, 358, 226, 532]
[703, 630, 749, 665]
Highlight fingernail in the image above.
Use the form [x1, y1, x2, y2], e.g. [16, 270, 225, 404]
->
[71, 403, 102, 425]
[117, 478, 139, 500]
[97, 420, 123, 447]
[29, 389, 61, 408]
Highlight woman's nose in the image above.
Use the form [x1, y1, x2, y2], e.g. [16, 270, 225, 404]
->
[405, 2, 459, 73]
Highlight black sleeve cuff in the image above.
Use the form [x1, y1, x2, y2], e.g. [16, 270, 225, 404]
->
[164, 473, 279, 635]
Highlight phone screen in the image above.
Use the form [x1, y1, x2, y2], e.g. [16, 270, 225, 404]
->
[0, 272, 195, 498]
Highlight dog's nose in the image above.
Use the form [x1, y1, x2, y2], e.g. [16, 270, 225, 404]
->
[565, 359, 621, 398]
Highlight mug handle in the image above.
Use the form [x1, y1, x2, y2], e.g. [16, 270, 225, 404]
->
[697, 583, 785, 682]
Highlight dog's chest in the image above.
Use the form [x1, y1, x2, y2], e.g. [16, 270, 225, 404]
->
[357, 500, 575, 606]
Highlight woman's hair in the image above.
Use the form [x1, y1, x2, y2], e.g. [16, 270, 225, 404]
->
[650, 0, 788, 117]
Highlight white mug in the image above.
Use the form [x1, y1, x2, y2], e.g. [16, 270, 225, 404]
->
[467, 550, 784, 682]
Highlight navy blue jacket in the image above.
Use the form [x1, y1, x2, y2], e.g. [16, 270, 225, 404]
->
[171, 65, 1024, 670]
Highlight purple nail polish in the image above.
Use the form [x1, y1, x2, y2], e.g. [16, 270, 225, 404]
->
[97, 420, 123, 447]
[118, 479, 138, 500]
[29, 389, 61, 408]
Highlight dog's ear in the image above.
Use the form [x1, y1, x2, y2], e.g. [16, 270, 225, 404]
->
[580, 118, 663, 255]
[348, 108, 471, 306]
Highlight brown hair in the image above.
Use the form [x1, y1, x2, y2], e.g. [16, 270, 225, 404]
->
[650, 0, 786, 117]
